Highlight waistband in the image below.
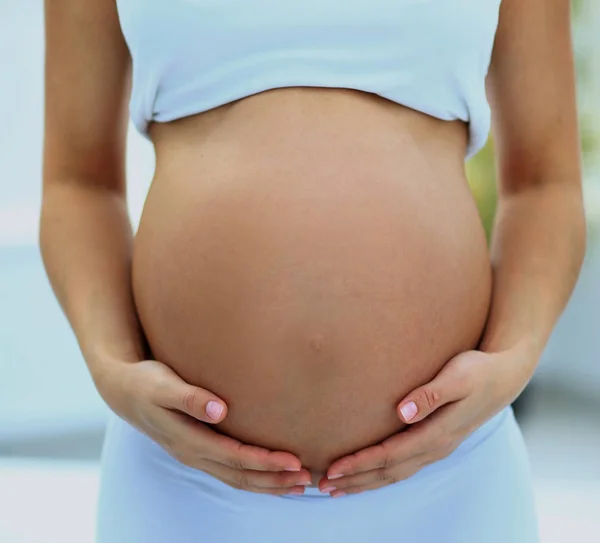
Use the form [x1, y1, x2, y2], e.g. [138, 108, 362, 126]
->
[104, 404, 514, 502]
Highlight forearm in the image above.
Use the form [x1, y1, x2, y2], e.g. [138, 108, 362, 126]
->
[39, 180, 146, 387]
[479, 181, 586, 379]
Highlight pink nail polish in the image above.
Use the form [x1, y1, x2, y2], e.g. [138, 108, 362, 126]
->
[400, 401, 418, 421]
[284, 467, 301, 472]
[332, 491, 346, 498]
[328, 473, 344, 480]
[321, 486, 336, 493]
[206, 401, 224, 420]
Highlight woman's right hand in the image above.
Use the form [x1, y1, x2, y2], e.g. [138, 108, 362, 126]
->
[97, 358, 312, 495]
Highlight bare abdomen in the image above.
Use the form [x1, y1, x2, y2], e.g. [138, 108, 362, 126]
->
[131, 89, 492, 474]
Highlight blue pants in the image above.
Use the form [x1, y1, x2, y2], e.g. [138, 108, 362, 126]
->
[97, 406, 539, 542]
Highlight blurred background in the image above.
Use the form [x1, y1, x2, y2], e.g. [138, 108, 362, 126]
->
[1, 1, 599, 542]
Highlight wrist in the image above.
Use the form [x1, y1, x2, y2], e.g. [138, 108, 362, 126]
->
[85, 349, 140, 412]
[487, 341, 541, 405]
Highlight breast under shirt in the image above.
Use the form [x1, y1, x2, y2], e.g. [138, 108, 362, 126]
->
[116, 0, 503, 159]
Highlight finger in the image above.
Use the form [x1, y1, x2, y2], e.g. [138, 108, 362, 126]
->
[325, 427, 424, 479]
[170, 411, 303, 472]
[199, 458, 313, 494]
[322, 404, 469, 495]
[204, 471, 309, 496]
[148, 362, 228, 423]
[203, 427, 304, 472]
[397, 363, 470, 424]
[318, 457, 428, 496]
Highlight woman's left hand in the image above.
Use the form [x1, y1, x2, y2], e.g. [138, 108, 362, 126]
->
[319, 346, 535, 497]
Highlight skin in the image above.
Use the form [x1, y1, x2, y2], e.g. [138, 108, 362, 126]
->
[40, 0, 585, 499]
[41, 1, 304, 494]
[319, 0, 586, 496]
[133, 87, 491, 476]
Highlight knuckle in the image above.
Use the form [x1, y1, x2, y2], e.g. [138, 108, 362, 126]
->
[225, 456, 246, 471]
[375, 443, 395, 470]
[377, 468, 399, 484]
[237, 474, 251, 491]
[181, 390, 198, 414]
[419, 386, 440, 411]
[380, 453, 394, 470]
[259, 451, 282, 472]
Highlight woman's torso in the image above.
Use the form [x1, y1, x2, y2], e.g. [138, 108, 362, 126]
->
[132, 87, 492, 475]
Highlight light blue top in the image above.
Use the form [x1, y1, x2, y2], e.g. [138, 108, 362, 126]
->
[116, 1, 502, 159]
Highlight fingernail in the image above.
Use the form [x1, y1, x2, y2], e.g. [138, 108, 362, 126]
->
[321, 486, 336, 493]
[400, 401, 418, 421]
[328, 473, 344, 480]
[299, 480, 312, 486]
[284, 467, 301, 472]
[289, 489, 304, 495]
[332, 491, 346, 498]
[206, 401, 224, 420]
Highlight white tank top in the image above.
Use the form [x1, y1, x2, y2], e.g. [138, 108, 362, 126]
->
[116, 0, 502, 159]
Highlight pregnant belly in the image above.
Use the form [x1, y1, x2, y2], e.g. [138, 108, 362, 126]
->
[132, 89, 492, 475]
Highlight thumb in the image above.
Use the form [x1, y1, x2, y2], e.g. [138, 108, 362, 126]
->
[150, 362, 228, 424]
[397, 364, 466, 424]
[178, 384, 228, 424]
